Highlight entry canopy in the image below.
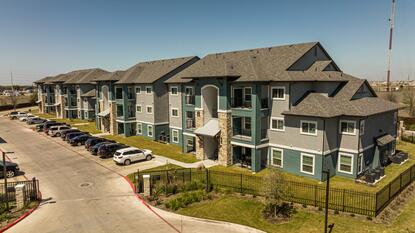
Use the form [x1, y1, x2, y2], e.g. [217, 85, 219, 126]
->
[194, 118, 220, 137]
[376, 134, 395, 147]
[97, 108, 110, 117]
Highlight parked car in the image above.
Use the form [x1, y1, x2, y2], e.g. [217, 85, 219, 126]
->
[18, 114, 35, 122]
[36, 123, 45, 132]
[69, 134, 94, 146]
[65, 132, 88, 142]
[9, 112, 27, 120]
[48, 125, 71, 137]
[60, 129, 81, 140]
[98, 143, 128, 159]
[90, 141, 113, 155]
[43, 122, 67, 134]
[27, 117, 46, 125]
[85, 137, 114, 150]
[113, 147, 153, 165]
[0, 161, 20, 178]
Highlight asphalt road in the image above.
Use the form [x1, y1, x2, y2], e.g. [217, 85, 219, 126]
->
[0, 117, 261, 233]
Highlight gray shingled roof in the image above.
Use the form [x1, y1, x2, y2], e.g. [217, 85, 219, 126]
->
[34, 76, 55, 84]
[116, 56, 198, 84]
[283, 78, 400, 118]
[64, 68, 109, 84]
[94, 70, 125, 82]
[81, 89, 96, 98]
[166, 42, 322, 83]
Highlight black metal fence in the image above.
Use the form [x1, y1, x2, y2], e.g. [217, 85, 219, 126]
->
[0, 178, 40, 204]
[136, 164, 415, 217]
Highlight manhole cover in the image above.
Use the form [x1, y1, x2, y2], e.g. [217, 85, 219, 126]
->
[79, 182, 93, 188]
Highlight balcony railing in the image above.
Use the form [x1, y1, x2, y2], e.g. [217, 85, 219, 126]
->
[185, 95, 195, 105]
[186, 119, 195, 129]
[260, 128, 268, 140]
[232, 128, 252, 140]
[230, 98, 252, 109]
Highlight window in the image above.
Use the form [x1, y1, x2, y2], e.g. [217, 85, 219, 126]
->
[137, 123, 142, 135]
[357, 154, 364, 174]
[172, 129, 179, 143]
[147, 125, 153, 137]
[146, 86, 152, 94]
[359, 120, 365, 136]
[146, 105, 153, 114]
[301, 153, 314, 175]
[185, 87, 194, 96]
[271, 117, 284, 131]
[127, 87, 134, 99]
[170, 86, 178, 95]
[135, 87, 141, 94]
[300, 121, 317, 135]
[116, 104, 123, 117]
[244, 87, 252, 102]
[271, 148, 283, 167]
[115, 87, 123, 99]
[338, 153, 353, 174]
[272, 87, 285, 100]
[136, 105, 142, 113]
[243, 117, 251, 130]
[171, 108, 179, 117]
[340, 120, 356, 135]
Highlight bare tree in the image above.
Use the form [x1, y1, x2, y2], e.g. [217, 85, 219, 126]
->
[403, 88, 415, 116]
[385, 91, 398, 103]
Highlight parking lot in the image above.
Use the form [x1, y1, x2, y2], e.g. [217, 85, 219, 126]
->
[0, 113, 257, 233]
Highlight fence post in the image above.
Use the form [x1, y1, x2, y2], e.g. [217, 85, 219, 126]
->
[342, 189, 345, 212]
[189, 168, 192, 182]
[205, 169, 209, 192]
[314, 185, 317, 207]
[388, 182, 391, 199]
[240, 174, 243, 194]
[32, 177, 37, 200]
[165, 170, 168, 195]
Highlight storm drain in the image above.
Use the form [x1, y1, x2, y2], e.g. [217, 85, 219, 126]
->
[79, 182, 93, 188]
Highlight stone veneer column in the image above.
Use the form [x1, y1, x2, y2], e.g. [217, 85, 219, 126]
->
[218, 112, 232, 166]
[40, 95, 45, 113]
[99, 100, 105, 131]
[195, 109, 204, 160]
[15, 184, 26, 210]
[109, 102, 117, 135]
[59, 95, 65, 118]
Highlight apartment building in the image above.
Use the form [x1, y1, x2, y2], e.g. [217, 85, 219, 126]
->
[35, 68, 108, 120]
[165, 42, 399, 180]
[97, 56, 199, 139]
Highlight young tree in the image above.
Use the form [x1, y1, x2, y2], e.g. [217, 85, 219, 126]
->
[262, 169, 294, 219]
[385, 91, 398, 103]
[403, 88, 415, 116]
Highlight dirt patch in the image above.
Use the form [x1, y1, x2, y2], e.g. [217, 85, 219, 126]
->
[0, 201, 39, 228]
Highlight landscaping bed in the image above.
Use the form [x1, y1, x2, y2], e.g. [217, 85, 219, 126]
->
[0, 201, 39, 229]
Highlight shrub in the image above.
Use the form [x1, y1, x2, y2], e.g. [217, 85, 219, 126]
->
[181, 181, 205, 192]
[334, 210, 339, 215]
[165, 190, 207, 211]
[263, 202, 296, 220]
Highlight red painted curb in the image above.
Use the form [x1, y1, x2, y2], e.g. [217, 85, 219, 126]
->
[0, 191, 42, 233]
[122, 176, 181, 233]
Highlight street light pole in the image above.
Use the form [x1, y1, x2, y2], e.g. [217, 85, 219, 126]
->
[2, 151, 8, 210]
[323, 169, 330, 233]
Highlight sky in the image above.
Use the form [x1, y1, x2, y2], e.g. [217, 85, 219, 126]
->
[0, 0, 414, 85]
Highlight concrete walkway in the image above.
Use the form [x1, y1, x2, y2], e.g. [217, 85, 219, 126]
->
[153, 156, 218, 169]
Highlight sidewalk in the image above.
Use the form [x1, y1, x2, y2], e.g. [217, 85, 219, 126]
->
[153, 155, 218, 169]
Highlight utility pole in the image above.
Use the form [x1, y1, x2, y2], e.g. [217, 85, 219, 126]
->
[386, 0, 397, 92]
[10, 71, 16, 110]
[323, 169, 334, 233]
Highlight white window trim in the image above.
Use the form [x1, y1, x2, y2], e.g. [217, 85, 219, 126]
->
[147, 125, 153, 137]
[146, 105, 153, 114]
[170, 86, 179, 96]
[185, 86, 194, 96]
[271, 86, 285, 100]
[244, 87, 252, 102]
[300, 153, 315, 175]
[359, 120, 365, 136]
[270, 117, 285, 132]
[171, 108, 179, 118]
[338, 152, 354, 174]
[136, 104, 142, 113]
[357, 153, 364, 174]
[145, 86, 152, 95]
[339, 120, 356, 135]
[271, 148, 283, 168]
[137, 123, 142, 135]
[300, 120, 318, 136]
[136, 87, 142, 93]
[172, 129, 179, 143]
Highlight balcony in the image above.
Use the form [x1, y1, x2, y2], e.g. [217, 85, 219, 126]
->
[231, 98, 252, 109]
[232, 128, 252, 141]
[186, 118, 195, 129]
[185, 95, 195, 105]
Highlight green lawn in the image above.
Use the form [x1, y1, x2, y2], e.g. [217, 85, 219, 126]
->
[176, 194, 415, 233]
[103, 135, 199, 163]
[32, 109, 101, 134]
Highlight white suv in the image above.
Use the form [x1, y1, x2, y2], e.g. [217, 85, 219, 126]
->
[19, 114, 35, 122]
[48, 125, 71, 137]
[113, 147, 153, 165]
[9, 112, 27, 120]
